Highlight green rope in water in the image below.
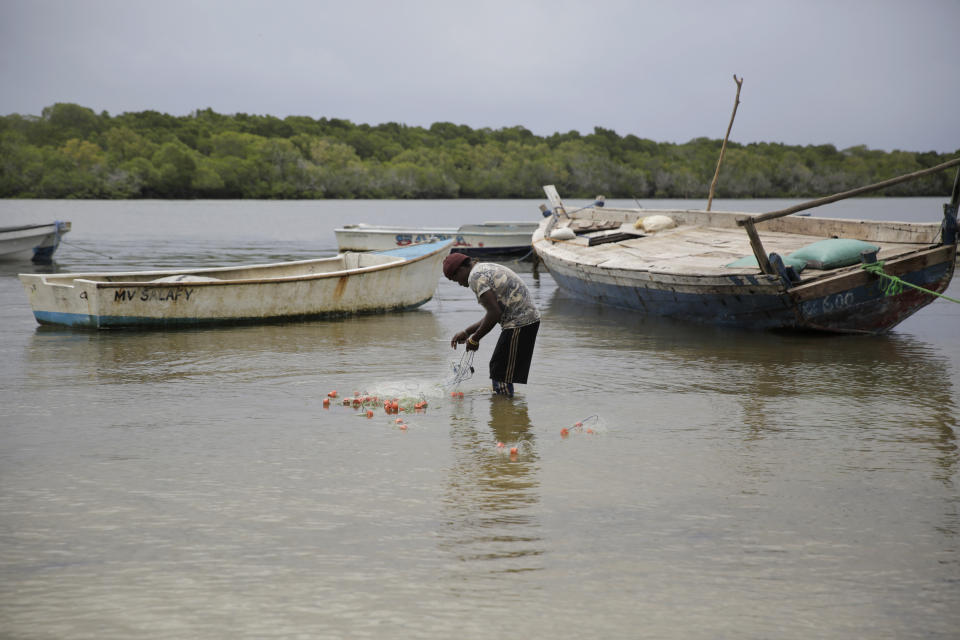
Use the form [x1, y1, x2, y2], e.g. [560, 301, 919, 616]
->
[861, 260, 960, 304]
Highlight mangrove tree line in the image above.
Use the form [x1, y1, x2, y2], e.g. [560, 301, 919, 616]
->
[0, 103, 955, 200]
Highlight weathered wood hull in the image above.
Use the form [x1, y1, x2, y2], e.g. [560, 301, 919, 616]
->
[0, 222, 71, 263]
[19, 240, 451, 329]
[541, 244, 955, 333]
[788, 245, 955, 332]
[335, 221, 537, 256]
[533, 190, 957, 334]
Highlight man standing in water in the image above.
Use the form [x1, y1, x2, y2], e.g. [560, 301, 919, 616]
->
[443, 253, 540, 397]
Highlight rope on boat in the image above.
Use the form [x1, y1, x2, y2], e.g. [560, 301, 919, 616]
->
[510, 247, 534, 263]
[59, 238, 114, 259]
[861, 261, 960, 304]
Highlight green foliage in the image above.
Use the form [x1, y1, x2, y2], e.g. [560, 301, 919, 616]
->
[0, 103, 956, 199]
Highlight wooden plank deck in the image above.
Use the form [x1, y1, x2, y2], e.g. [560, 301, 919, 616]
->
[553, 222, 931, 278]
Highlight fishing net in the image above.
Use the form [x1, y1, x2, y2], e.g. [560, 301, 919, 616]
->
[444, 349, 476, 388]
[560, 414, 603, 437]
[493, 439, 533, 458]
[325, 386, 431, 414]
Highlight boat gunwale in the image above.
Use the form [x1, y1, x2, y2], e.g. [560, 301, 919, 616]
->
[342, 229, 537, 235]
[21, 240, 453, 289]
[0, 222, 65, 234]
[335, 227, 537, 239]
[549, 204, 942, 233]
[337, 221, 538, 231]
[787, 243, 956, 299]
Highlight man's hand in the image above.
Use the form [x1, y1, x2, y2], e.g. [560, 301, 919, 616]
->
[451, 330, 468, 349]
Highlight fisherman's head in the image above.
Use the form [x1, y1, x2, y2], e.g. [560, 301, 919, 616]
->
[442, 252, 473, 287]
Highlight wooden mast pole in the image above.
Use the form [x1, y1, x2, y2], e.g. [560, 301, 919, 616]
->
[707, 74, 743, 212]
[740, 156, 960, 225]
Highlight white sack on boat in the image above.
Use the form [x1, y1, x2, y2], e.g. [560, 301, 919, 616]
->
[635, 215, 676, 232]
[550, 227, 576, 240]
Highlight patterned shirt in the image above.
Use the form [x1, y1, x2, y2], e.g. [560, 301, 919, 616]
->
[468, 263, 540, 329]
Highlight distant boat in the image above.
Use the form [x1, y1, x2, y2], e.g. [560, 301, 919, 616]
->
[334, 221, 538, 256]
[19, 239, 452, 329]
[533, 161, 959, 334]
[0, 221, 71, 263]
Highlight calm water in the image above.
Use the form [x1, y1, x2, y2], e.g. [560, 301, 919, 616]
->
[1, 198, 958, 639]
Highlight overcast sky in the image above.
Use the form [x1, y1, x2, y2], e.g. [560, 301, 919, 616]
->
[1, 0, 957, 153]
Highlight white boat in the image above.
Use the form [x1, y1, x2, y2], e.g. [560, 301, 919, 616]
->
[0, 221, 71, 263]
[19, 239, 452, 329]
[334, 221, 538, 256]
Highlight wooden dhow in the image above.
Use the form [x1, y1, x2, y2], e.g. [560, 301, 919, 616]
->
[19, 239, 452, 329]
[533, 160, 960, 334]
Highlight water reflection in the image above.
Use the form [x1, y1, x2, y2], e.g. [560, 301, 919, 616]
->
[0, 261, 59, 278]
[25, 310, 444, 386]
[440, 396, 543, 580]
[546, 290, 958, 478]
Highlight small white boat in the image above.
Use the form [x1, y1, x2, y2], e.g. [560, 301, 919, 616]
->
[334, 221, 538, 256]
[19, 239, 452, 329]
[0, 221, 71, 263]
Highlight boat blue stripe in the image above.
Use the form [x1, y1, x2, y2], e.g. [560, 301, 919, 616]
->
[33, 296, 436, 329]
[550, 271, 791, 326]
[33, 311, 97, 327]
[453, 245, 532, 257]
[374, 239, 453, 258]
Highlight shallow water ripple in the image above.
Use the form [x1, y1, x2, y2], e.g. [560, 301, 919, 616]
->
[1, 199, 958, 639]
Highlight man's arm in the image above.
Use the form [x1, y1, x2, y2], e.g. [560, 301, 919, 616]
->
[450, 290, 501, 350]
[468, 290, 501, 348]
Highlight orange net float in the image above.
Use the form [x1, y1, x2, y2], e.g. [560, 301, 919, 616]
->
[493, 440, 532, 459]
[561, 415, 601, 437]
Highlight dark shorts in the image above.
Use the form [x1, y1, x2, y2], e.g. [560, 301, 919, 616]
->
[489, 321, 539, 385]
